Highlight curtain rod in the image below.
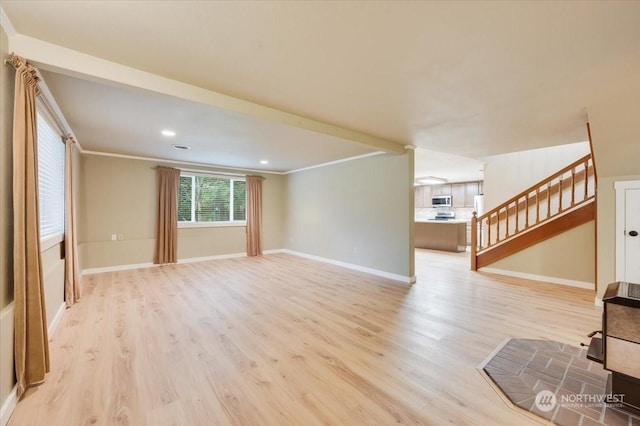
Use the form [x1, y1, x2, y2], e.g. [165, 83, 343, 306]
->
[154, 166, 266, 179]
[3, 53, 19, 69]
[4, 53, 73, 141]
[180, 167, 246, 177]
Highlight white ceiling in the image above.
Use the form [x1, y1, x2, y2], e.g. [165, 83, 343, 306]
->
[38, 70, 375, 173]
[3, 1, 640, 174]
[414, 148, 484, 184]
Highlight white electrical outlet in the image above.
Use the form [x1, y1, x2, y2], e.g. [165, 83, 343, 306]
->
[111, 234, 117, 241]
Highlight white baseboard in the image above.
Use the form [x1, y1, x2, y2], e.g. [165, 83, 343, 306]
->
[0, 302, 13, 321]
[81, 252, 251, 276]
[0, 384, 17, 426]
[0, 303, 15, 426]
[79, 249, 417, 284]
[263, 249, 285, 254]
[177, 252, 246, 264]
[82, 261, 155, 276]
[479, 267, 594, 290]
[48, 302, 66, 338]
[594, 296, 603, 307]
[281, 249, 415, 283]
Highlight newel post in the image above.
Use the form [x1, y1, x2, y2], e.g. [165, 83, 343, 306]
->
[471, 212, 478, 271]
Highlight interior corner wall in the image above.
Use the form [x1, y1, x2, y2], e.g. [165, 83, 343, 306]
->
[74, 147, 83, 272]
[0, 23, 16, 412]
[588, 87, 640, 299]
[78, 154, 286, 270]
[284, 152, 413, 279]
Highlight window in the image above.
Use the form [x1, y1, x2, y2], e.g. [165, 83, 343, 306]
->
[37, 112, 65, 244]
[178, 174, 246, 225]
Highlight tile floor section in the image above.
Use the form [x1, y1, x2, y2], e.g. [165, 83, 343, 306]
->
[483, 339, 640, 425]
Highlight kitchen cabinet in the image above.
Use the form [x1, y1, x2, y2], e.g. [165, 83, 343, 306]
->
[422, 185, 432, 207]
[415, 181, 483, 208]
[414, 186, 422, 207]
[451, 183, 466, 207]
[414, 185, 432, 208]
[465, 182, 479, 207]
[431, 184, 451, 196]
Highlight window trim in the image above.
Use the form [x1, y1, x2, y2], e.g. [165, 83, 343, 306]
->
[41, 233, 64, 252]
[177, 221, 246, 229]
[177, 172, 247, 226]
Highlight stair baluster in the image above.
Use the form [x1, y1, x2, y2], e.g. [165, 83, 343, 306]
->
[470, 153, 596, 270]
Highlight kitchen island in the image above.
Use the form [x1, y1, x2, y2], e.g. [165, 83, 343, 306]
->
[415, 220, 467, 252]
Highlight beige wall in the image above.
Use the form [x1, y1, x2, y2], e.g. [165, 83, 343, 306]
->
[1, 27, 13, 311]
[483, 141, 591, 211]
[285, 152, 415, 278]
[79, 154, 286, 269]
[589, 90, 640, 179]
[79, 155, 156, 268]
[0, 24, 16, 410]
[481, 141, 595, 284]
[588, 88, 640, 299]
[488, 222, 595, 285]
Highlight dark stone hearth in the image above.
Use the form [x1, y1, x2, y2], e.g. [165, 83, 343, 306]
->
[482, 339, 640, 426]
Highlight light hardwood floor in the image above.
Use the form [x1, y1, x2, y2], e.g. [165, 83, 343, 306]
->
[8, 250, 602, 425]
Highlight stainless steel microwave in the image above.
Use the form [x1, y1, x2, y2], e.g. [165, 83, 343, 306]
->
[432, 195, 452, 207]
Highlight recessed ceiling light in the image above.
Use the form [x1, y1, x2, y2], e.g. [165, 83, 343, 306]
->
[161, 130, 176, 137]
[260, 160, 269, 165]
[415, 176, 448, 185]
[171, 144, 191, 150]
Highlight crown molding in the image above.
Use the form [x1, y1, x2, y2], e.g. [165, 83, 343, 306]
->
[81, 150, 286, 175]
[0, 7, 16, 38]
[285, 151, 385, 174]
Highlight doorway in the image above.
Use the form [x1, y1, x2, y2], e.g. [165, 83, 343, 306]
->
[615, 180, 640, 283]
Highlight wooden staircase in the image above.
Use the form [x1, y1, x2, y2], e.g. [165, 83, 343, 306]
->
[471, 154, 596, 270]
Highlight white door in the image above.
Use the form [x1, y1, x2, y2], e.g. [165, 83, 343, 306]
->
[616, 182, 640, 283]
[624, 189, 640, 282]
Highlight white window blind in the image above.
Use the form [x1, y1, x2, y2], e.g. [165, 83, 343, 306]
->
[178, 174, 246, 224]
[37, 112, 65, 242]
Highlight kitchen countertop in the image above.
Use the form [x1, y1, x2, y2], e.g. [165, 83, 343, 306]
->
[416, 219, 469, 224]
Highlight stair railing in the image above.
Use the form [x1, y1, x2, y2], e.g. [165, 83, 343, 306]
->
[471, 154, 595, 270]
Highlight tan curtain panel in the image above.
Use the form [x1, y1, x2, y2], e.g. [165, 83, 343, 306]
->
[154, 166, 180, 264]
[11, 55, 50, 398]
[246, 175, 264, 256]
[64, 137, 80, 307]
